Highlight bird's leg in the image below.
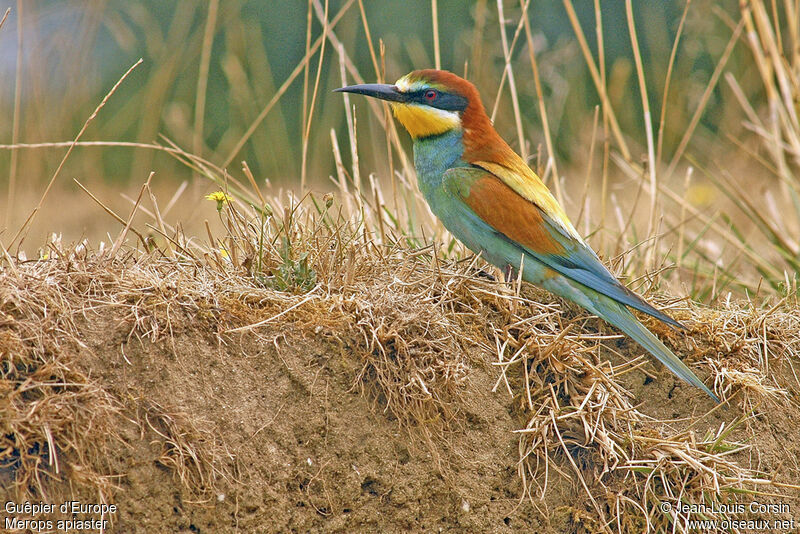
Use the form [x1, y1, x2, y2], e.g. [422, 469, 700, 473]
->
[503, 264, 517, 283]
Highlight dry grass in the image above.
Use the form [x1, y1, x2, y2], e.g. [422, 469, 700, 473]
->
[0, 249, 239, 507]
[0, 254, 121, 505]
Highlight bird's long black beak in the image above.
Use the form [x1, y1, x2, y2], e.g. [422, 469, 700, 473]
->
[334, 83, 407, 103]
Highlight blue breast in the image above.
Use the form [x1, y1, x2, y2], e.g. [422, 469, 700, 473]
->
[409, 128, 542, 277]
[412, 129, 465, 199]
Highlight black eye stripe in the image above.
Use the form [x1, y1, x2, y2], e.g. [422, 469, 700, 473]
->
[409, 89, 468, 112]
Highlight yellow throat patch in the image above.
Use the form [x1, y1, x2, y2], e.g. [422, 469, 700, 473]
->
[391, 103, 461, 139]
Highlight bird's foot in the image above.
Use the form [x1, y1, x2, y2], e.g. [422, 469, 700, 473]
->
[503, 264, 517, 283]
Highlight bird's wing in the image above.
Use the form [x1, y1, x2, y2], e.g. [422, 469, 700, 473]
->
[444, 166, 684, 329]
[474, 159, 583, 242]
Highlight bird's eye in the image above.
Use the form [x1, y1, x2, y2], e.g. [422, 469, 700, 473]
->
[424, 89, 437, 101]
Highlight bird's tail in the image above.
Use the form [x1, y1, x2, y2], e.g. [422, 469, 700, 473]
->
[588, 296, 719, 403]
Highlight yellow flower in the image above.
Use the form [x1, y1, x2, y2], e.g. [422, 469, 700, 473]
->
[686, 183, 715, 208]
[206, 191, 232, 212]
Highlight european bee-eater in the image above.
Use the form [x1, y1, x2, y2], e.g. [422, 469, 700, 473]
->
[336, 69, 718, 402]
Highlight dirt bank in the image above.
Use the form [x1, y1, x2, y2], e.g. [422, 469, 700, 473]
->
[2, 250, 799, 533]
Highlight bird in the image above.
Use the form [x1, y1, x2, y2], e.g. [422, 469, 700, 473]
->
[335, 69, 718, 402]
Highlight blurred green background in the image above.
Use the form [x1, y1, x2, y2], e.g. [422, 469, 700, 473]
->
[0, 0, 746, 186]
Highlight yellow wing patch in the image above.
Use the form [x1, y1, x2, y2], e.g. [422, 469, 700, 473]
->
[474, 159, 582, 241]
